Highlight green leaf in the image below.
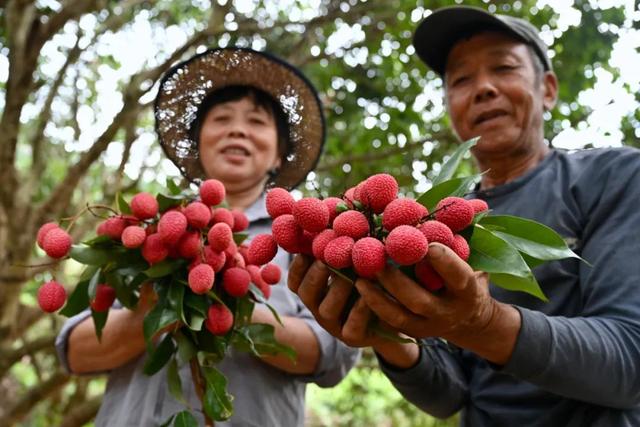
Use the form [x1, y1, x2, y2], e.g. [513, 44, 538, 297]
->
[247, 284, 281, 326]
[172, 411, 198, 427]
[91, 309, 108, 341]
[87, 267, 101, 300]
[116, 192, 132, 215]
[201, 366, 233, 421]
[195, 329, 227, 359]
[105, 270, 137, 309]
[479, 215, 580, 261]
[69, 245, 115, 265]
[432, 137, 479, 186]
[234, 292, 255, 325]
[175, 330, 197, 363]
[59, 280, 90, 317]
[233, 233, 249, 245]
[234, 323, 296, 360]
[168, 281, 186, 324]
[184, 292, 208, 315]
[166, 178, 183, 196]
[417, 175, 481, 213]
[167, 358, 187, 406]
[467, 226, 532, 278]
[144, 259, 184, 278]
[490, 273, 548, 301]
[143, 333, 176, 375]
[143, 303, 179, 349]
[157, 193, 183, 212]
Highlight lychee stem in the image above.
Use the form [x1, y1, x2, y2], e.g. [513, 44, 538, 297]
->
[189, 357, 215, 426]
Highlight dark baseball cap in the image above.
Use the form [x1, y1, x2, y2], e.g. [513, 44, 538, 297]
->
[413, 6, 552, 76]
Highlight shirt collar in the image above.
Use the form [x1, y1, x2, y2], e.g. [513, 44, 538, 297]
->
[244, 192, 272, 223]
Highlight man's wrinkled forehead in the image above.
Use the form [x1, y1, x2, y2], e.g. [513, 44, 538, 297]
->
[445, 32, 530, 75]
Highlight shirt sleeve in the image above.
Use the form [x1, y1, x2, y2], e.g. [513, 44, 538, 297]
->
[55, 309, 93, 374]
[377, 339, 469, 418]
[500, 149, 640, 408]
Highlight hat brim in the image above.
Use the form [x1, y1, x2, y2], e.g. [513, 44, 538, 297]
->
[413, 6, 540, 76]
[154, 47, 325, 190]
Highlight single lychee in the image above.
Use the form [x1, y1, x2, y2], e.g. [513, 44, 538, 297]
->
[352, 237, 386, 279]
[122, 225, 147, 248]
[271, 214, 304, 252]
[343, 187, 356, 208]
[189, 264, 215, 294]
[231, 209, 249, 232]
[385, 225, 428, 266]
[130, 192, 159, 220]
[238, 244, 250, 265]
[312, 229, 337, 262]
[418, 220, 454, 246]
[247, 234, 278, 266]
[184, 202, 211, 229]
[205, 304, 233, 336]
[293, 197, 330, 233]
[261, 263, 281, 285]
[97, 216, 131, 240]
[266, 187, 295, 219]
[200, 179, 226, 206]
[223, 267, 251, 297]
[435, 197, 474, 232]
[207, 222, 233, 252]
[90, 284, 116, 312]
[177, 231, 201, 259]
[450, 234, 470, 261]
[37, 281, 66, 312]
[203, 245, 226, 272]
[158, 211, 188, 244]
[333, 210, 370, 239]
[42, 228, 72, 259]
[362, 173, 398, 213]
[247, 265, 270, 299]
[37, 222, 59, 249]
[323, 197, 343, 224]
[211, 207, 235, 229]
[415, 259, 445, 292]
[323, 236, 355, 269]
[468, 198, 489, 214]
[382, 198, 429, 231]
[142, 233, 169, 265]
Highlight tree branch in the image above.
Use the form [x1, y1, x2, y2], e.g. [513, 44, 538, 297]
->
[59, 395, 102, 427]
[0, 334, 56, 378]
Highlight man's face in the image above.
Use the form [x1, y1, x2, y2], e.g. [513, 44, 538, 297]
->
[444, 31, 556, 158]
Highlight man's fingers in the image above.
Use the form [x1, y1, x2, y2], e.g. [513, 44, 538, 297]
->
[296, 260, 331, 311]
[287, 254, 314, 293]
[341, 297, 373, 344]
[426, 243, 476, 293]
[376, 266, 439, 316]
[318, 276, 354, 322]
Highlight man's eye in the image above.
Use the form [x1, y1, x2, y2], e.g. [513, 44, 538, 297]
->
[451, 76, 468, 86]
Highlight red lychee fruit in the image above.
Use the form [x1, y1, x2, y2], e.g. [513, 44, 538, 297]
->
[158, 211, 188, 244]
[130, 192, 159, 220]
[205, 304, 233, 336]
[382, 198, 429, 231]
[323, 236, 355, 269]
[261, 263, 281, 285]
[247, 234, 278, 266]
[97, 216, 131, 240]
[203, 246, 226, 272]
[385, 225, 428, 266]
[189, 264, 215, 295]
[418, 220, 454, 246]
[122, 225, 147, 248]
[231, 209, 249, 232]
[223, 267, 251, 297]
[37, 222, 59, 249]
[293, 197, 330, 233]
[90, 284, 116, 312]
[207, 222, 233, 252]
[42, 228, 72, 259]
[238, 244, 250, 265]
[266, 187, 295, 219]
[352, 237, 386, 279]
[450, 234, 470, 261]
[435, 197, 474, 232]
[271, 214, 304, 252]
[211, 207, 235, 229]
[343, 187, 356, 208]
[415, 259, 445, 292]
[37, 281, 66, 312]
[184, 202, 211, 229]
[333, 210, 370, 239]
[468, 198, 489, 214]
[247, 265, 271, 299]
[362, 173, 398, 213]
[142, 233, 169, 265]
[312, 229, 337, 262]
[200, 179, 226, 207]
[323, 197, 343, 224]
[352, 182, 367, 204]
[177, 231, 201, 259]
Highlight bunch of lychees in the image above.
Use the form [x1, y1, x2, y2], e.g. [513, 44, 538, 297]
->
[254, 174, 487, 290]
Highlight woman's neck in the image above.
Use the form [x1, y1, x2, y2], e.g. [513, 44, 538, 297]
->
[223, 180, 266, 211]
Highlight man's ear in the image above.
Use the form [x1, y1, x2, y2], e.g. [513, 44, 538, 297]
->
[542, 71, 558, 111]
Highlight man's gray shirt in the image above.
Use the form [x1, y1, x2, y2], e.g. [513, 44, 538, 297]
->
[379, 148, 640, 426]
[56, 193, 360, 426]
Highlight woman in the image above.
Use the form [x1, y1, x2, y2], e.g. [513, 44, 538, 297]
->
[56, 47, 360, 426]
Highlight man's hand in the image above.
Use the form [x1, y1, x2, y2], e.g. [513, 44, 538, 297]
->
[357, 243, 521, 365]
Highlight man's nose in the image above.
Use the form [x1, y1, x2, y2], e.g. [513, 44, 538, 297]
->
[473, 72, 498, 103]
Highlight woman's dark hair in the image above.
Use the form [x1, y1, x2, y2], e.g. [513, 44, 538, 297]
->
[189, 85, 291, 168]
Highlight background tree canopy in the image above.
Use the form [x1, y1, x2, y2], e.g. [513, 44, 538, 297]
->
[0, 0, 638, 425]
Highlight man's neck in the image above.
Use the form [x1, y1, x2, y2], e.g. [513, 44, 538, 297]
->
[476, 145, 550, 190]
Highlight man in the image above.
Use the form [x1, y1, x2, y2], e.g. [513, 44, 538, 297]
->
[288, 6, 640, 426]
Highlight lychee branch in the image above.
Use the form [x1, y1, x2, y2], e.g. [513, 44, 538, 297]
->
[189, 357, 214, 427]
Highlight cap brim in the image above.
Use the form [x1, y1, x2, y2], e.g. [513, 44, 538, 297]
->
[154, 48, 325, 190]
[413, 6, 526, 76]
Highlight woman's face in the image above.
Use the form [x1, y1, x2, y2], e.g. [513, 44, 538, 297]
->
[198, 97, 281, 191]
